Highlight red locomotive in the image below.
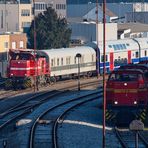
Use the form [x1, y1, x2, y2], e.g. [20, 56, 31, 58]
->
[107, 69, 148, 107]
[106, 67, 148, 123]
[5, 49, 50, 89]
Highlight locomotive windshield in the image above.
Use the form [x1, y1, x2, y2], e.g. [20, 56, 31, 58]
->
[10, 53, 34, 60]
[109, 73, 142, 82]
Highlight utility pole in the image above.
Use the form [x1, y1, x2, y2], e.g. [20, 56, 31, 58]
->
[96, 0, 99, 78]
[103, 0, 106, 147]
[33, 0, 38, 92]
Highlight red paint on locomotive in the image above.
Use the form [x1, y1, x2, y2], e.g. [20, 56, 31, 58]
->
[106, 69, 148, 108]
[6, 49, 50, 89]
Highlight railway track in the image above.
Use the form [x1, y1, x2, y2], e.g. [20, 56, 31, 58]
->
[29, 90, 103, 148]
[0, 77, 99, 100]
[114, 127, 148, 148]
[0, 79, 101, 147]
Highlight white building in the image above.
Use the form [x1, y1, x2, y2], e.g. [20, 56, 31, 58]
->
[33, 0, 67, 18]
[0, 1, 32, 33]
[69, 22, 117, 44]
[0, 0, 67, 33]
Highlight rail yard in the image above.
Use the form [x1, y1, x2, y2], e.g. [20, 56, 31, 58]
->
[0, 73, 148, 147]
[1, 0, 148, 147]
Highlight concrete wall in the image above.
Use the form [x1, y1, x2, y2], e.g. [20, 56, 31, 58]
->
[0, 4, 19, 33]
[69, 22, 117, 43]
[9, 33, 27, 49]
[0, 35, 9, 53]
[34, 0, 66, 18]
[126, 12, 148, 24]
[19, 4, 32, 32]
[97, 23, 117, 42]
[0, 61, 7, 78]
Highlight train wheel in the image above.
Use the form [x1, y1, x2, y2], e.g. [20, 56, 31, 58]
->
[87, 72, 92, 78]
[50, 77, 56, 85]
[5, 79, 12, 90]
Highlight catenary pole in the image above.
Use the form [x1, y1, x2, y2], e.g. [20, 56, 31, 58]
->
[103, 0, 106, 147]
[33, 0, 38, 91]
[96, 0, 99, 78]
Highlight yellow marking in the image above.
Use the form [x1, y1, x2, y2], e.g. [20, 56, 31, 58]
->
[114, 89, 138, 93]
[144, 128, 148, 131]
[106, 88, 113, 91]
[106, 112, 109, 116]
[138, 88, 147, 92]
[140, 115, 145, 120]
[106, 114, 112, 120]
[141, 112, 146, 116]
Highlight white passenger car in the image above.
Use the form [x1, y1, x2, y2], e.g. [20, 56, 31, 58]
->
[41, 46, 96, 78]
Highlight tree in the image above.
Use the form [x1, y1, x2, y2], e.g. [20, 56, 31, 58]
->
[28, 7, 71, 49]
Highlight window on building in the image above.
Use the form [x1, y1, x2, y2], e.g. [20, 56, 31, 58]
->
[22, 22, 31, 28]
[4, 42, 8, 48]
[21, 9, 30, 16]
[20, 41, 24, 48]
[56, 4, 66, 10]
[1, 10, 3, 28]
[12, 42, 16, 49]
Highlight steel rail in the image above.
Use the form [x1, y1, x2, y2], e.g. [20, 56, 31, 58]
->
[29, 90, 103, 148]
[53, 93, 102, 148]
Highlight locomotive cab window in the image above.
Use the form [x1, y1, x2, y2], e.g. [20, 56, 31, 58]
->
[109, 73, 139, 82]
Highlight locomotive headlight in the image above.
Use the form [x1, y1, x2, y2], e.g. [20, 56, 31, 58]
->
[134, 101, 137, 104]
[114, 101, 118, 104]
[10, 73, 13, 76]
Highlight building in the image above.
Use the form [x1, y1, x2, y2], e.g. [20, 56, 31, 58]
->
[33, 0, 67, 18]
[118, 23, 148, 39]
[69, 22, 117, 44]
[0, 1, 32, 33]
[19, 3, 32, 32]
[0, 3, 19, 33]
[0, 32, 27, 77]
[0, 0, 67, 33]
